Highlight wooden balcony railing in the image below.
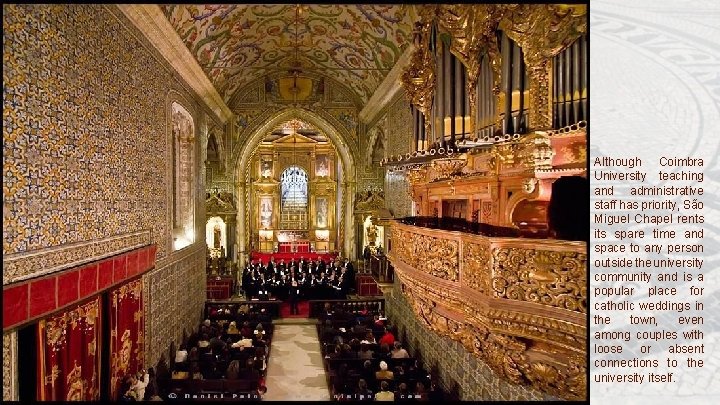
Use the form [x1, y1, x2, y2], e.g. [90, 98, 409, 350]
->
[387, 220, 587, 400]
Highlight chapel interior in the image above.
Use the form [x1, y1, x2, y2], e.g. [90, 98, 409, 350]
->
[2, 4, 588, 402]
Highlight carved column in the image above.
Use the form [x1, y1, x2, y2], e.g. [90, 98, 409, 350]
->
[236, 181, 246, 267]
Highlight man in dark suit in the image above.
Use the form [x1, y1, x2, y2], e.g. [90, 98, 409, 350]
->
[289, 279, 301, 315]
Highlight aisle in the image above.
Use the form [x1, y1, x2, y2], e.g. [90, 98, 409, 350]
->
[263, 324, 330, 401]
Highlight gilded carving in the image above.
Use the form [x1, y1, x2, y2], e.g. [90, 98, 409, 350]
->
[518, 354, 587, 401]
[462, 241, 492, 295]
[499, 5, 587, 130]
[400, 5, 438, 134]
[354, 190, 386, 212]
[492, 248, 587, 313]
[390, 222, 587, 399]
[393, 229, 459, 281]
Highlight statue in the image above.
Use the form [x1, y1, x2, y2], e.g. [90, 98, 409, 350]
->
[367, 223, 378, 246]
[213, 224, 221, 248]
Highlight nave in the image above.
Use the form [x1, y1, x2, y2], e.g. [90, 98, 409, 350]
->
[4, 4, 588, 402]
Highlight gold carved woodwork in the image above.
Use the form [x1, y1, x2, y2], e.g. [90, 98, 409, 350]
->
[462, 241, 492, 295]
[492, 247, 587, 313]
[389, 222, 587, 400]
[430, 155, 467, 180]
[499, 5, 587, 130]
[354, 190, 386, 212]
[519, 133, 555, 171]
[401, 5, 438, 134]
[393, 228, 459, 281]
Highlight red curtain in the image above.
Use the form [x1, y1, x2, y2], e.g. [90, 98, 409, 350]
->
[109, 279, 144, 400]
[37, 296, 102, 401]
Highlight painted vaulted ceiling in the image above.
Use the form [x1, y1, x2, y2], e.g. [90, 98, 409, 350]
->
[160, 4, 415, 104]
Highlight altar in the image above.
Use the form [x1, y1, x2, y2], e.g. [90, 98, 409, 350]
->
[277, 241, 311, 253]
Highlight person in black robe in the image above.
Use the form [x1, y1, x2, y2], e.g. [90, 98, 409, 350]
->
[289, 279, 301, 315]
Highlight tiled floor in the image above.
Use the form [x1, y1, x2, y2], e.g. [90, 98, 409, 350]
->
[262, 324, 331, 401]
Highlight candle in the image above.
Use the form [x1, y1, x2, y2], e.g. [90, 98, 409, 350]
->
[455, 116, 463, 135]
[444, 117, 451, 137]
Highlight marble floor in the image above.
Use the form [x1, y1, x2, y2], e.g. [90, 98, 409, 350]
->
[263, 324, 331, 401]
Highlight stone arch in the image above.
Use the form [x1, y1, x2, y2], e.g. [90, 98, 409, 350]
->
[365, 126, 386, 168]
[233, 108, 358, 263]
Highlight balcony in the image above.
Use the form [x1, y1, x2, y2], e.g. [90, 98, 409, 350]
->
[387, 220, 587, 400]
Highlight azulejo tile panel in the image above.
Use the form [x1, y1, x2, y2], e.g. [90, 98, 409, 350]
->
[2, 4, 201, 279]
[2, 332, 17, 401]
[143, 245, 206, 369]
[381, 95, 413, 218]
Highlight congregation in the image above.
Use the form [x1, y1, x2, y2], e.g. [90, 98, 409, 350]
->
[316, 303, 446, 401]
[162, 306, 275, 399]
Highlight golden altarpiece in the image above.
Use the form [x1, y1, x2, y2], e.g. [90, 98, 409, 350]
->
[249, 120, 339, 254]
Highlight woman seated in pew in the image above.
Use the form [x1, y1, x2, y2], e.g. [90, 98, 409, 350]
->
[227, 321, 240, 335]
[378, 343, 392, 360]
[375, 381, 395, 401]
[376, 360, 394, 381]
[391, 341, 410, 359]
[226, 360, 241, 380]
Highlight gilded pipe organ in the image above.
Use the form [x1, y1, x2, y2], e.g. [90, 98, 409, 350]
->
[383, 4, 588, 400]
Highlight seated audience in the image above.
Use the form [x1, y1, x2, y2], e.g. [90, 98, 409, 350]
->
[378, 343, 392, 360]
[240, 321, 254, 338]
[360, 331, 376, 345]
[197, 333, 210, 348]
[226, 359, 241, 380]
[361, 360, 375, 386]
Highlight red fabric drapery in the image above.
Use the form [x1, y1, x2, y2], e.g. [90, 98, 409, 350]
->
[109, 279, 144, 400]
[37, 296, 102, 401]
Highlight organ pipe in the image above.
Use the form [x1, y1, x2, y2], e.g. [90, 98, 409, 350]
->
[563, 38, 572, 124]
[572, 40, 581, 122]
[517, 50, 526, 133]
[443, 39, 452, 144]
[501, 32, 513, 135]
[552, 34, 588, 129]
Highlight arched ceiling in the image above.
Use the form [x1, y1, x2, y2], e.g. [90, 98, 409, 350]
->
[160, 4, 416, 104]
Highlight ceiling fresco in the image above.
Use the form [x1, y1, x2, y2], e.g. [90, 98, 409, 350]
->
[160, 4, 415, 104]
